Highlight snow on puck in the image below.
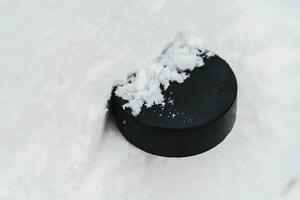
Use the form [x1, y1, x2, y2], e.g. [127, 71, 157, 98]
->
[111, 36, 237, 157]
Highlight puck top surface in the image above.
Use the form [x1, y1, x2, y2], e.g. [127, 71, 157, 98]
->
[114, 55, 237, 130]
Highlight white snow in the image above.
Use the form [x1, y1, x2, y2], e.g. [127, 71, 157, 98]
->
[0, 1, 300, 200]
[115, 35, 211, 116]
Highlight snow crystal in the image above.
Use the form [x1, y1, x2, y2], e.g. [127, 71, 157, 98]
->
[115, 35, 214, 116]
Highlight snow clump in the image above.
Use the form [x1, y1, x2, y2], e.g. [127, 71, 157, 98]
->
[115, 35, 214, 116]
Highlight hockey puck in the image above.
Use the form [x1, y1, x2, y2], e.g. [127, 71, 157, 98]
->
[111, 44, 237, 157]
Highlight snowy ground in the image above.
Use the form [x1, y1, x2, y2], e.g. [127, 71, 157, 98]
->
[1, 0, 300, 199]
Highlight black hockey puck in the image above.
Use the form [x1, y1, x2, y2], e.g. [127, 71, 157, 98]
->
[112, 54, 237, 157]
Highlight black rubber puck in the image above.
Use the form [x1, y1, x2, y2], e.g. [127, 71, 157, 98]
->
[112, 54, 237, 157]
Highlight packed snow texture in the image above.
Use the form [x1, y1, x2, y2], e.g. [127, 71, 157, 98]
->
[1, 1, 300, 200]
[115, 35, 212, 116]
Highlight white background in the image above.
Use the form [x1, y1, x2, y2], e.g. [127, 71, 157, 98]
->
[0, 0, 299, 199]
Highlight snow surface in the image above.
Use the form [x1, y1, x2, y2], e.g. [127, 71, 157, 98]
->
[115, 35, 212, 116]
[0, 0, 300, 200]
